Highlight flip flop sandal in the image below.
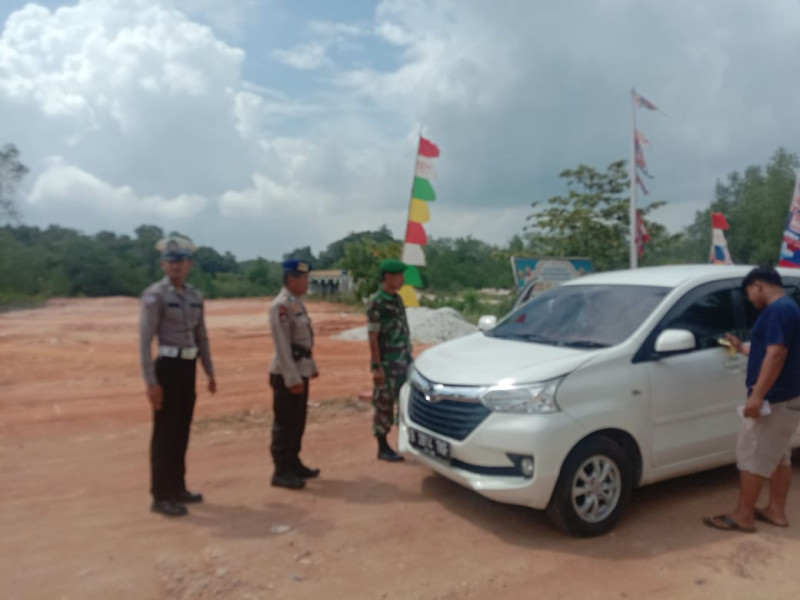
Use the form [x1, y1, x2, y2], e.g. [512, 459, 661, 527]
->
[702, 514, 756, 534]
[754, 509, 789, 528]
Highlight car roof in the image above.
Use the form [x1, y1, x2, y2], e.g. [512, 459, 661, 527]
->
[562, 264, 800, 290]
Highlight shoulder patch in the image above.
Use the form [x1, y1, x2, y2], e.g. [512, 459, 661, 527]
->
[278, 304, 289, 322]
[144, 294, 158, 306]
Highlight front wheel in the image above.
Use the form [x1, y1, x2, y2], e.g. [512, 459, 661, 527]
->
[546, 437, 633, 537]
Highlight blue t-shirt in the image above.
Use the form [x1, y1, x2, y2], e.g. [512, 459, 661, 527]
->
[747, 295, 800, 402]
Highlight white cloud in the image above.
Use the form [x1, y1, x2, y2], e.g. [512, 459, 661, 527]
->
[3, 0, 800, 262]
[272, 41, 331, 70]
[29, 158, 208, 218]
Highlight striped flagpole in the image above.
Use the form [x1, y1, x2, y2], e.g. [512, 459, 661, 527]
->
[629, 89, 638, 269]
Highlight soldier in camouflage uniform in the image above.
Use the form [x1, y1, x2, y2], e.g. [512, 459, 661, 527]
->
[366, 259, 412, 462]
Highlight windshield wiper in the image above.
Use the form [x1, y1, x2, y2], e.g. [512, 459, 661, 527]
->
[498, 332, 559, 345]
[560, 340, 609, 348]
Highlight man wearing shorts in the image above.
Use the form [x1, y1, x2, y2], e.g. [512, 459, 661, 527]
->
[704, 265, 800, 533]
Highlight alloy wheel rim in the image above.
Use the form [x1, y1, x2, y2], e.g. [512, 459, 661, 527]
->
[571, 455, 621, 523]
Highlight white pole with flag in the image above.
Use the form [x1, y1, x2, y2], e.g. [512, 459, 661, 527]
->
[629, 88, 638, 269]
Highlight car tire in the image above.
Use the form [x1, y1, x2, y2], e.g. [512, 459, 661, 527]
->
[546, 437, 633, 537]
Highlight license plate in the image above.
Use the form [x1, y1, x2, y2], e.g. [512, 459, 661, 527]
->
[408, 427, 451, 460]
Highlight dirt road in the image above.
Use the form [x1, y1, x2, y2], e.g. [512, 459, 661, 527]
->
[2, 298, 799, 599]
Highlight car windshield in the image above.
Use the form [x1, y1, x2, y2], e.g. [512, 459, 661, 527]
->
[488, 284, 670, 348]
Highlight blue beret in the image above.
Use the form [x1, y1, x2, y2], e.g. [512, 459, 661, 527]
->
[283, 259, 312, 273]
[156, 235, 196, 261]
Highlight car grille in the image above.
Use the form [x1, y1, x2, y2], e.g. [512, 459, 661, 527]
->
[408, 384, 491, 441]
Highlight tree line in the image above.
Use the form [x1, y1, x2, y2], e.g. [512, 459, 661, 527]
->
[1, 143, 798, 306]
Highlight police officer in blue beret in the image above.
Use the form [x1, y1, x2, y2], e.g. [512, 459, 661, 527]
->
[139, 235, 216, 517]
[268, 259, 320, 489]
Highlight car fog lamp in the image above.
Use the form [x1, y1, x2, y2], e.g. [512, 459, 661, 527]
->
[521, 457, 534, 478]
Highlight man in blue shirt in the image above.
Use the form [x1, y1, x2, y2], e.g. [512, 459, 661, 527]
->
[704, 265, 800, 533]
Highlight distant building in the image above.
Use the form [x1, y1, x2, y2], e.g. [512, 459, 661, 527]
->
[309, 269, 351, 296]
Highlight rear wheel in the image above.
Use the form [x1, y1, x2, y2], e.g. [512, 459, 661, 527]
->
[546, 437, 633, 537]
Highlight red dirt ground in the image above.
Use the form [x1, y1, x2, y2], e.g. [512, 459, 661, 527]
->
[2, 297, 799, 599]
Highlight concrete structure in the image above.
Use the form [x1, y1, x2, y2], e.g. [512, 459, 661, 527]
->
[310, 269, 351, 296]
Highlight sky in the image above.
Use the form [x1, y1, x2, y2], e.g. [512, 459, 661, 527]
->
[1, 0, 799, 260]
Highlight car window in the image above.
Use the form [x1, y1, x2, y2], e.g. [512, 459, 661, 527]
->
[490, 284, 670, 347]
[664, 289, 736, 350]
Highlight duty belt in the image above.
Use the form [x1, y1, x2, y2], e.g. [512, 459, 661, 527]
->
[158, 345, 198, 360]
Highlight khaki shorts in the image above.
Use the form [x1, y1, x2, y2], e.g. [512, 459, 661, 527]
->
[736, 397, 800, 477]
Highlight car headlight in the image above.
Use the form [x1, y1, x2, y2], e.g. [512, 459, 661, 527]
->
[480, 377, 563, 414]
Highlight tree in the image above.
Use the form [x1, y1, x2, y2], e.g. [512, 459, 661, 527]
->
[0, 144, 29, 221]
[423, 237, 513, 291]
[525, 160, 678, 271]
[341, 238, 403, 299]
[282, 246, 316, 263]
[317, 226, 394, 269]
[680, 148, 800, 264]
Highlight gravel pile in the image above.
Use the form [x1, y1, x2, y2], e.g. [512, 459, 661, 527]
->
[336, 306, 478, 344]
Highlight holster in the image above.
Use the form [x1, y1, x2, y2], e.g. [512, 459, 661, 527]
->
[291, 344, 312, 361]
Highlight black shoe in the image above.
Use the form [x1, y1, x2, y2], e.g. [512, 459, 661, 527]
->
[377, 448, 405, 462]
[174, 490, 203, 504]
[271, 472, 306, 490]
[151, 500, 188, 517]
[294, 463, 320, 479]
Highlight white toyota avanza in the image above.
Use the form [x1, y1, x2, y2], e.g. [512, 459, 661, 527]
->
[398, 265, 800, 536]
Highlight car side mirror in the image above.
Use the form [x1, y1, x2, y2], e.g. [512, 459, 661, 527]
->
[478, 315, 497, 331]
[654, 329, 696, 354]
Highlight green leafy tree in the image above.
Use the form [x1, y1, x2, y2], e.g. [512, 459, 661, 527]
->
[525, 160, 679, 271]
[424, 237, 513, 291]
[680, 148, 800, 264]
[341, 237, 403, 299]
[0, 144, 29, 221]
[317, 226, 394, 268]
[282, 246, 316, 263]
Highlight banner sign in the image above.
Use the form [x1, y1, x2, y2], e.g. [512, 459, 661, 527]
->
[778, 174, 800, 268]
[511, 257, 594, 292]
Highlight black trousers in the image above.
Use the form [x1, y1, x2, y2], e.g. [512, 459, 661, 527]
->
[151, 357, 196, 501]
[270, 374, 309, 474]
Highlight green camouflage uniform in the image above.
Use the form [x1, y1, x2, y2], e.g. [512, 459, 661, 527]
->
[366, 289, 412, 436]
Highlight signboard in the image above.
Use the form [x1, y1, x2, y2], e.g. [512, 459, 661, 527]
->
[511, 256, 594, 293]
[778, 174, 800, 268]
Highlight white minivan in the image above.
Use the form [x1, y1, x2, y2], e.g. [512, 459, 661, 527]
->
[398, 265, 800, 536]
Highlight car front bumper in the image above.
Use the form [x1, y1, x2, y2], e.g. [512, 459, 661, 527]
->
[398, 383, 587, 509]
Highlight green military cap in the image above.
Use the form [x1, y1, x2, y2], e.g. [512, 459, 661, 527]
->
[155, 235, 197, 261]
[380, 258, 408, 274]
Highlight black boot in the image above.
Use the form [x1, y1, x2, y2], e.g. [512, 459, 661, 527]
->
[271, 470, 306, 490]
[151, 500, 188, 517]
[377, 435, 404, 462]
[294, 460, 320, 479]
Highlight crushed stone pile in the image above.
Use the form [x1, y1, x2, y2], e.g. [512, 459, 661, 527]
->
[336, 306, 478, 344]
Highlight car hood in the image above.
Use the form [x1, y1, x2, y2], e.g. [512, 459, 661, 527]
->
[413, 332, 601, 386]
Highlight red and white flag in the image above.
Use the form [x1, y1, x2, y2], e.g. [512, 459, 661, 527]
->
[634, 92, 661, 112]
[635, 210, 651, 257]
[635, 174, 649, 195]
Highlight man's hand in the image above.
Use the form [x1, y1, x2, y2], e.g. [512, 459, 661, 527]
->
[724, 333, 750, 356]
[208, 378, 217, 394]
[147, 384, 163, 411]
[744, 393, 765, 419]
[372, 365, 386, 386]
[311, 371, 319, 379]
[289, 383, 305, 394]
